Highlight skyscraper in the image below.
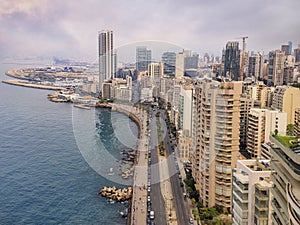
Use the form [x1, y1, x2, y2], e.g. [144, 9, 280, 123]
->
[175, 52, 184, 79]
[268, 50, 285, 86]
[161, 52, 176, 76]
[98, 30, 115, 92]
[294, 46, 300, 63]
[288, 41, 293, 55]
[224, 41, 240, 81]
[136, 46, 151, 73]
[281, 44, 290, 56]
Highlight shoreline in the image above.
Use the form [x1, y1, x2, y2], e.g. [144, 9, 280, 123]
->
[2, 80, 64, 91]
[3, 68, 146, 225]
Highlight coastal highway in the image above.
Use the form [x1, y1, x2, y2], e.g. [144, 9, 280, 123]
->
[148, 109, 167, 225]
[160, 110, 190, 225]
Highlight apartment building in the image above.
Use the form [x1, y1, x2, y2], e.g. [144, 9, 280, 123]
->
[191, 78, 242, 212]
[232, 159, 273, 225]
[269, 135, 300, 225]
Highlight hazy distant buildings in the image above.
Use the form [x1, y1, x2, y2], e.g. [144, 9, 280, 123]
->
[136, 46, 151, 72]
[98, 30, 115, 92]
[162, 52, 176, 76]
[248, 52, 264, 80]
[281, 44, 290, 56]
[224, 41, 240, 81]
[294, 45, 300, 63]
[184, 52, 199, 77]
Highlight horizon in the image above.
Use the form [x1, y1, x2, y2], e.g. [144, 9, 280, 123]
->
[1, 0, 300, 61]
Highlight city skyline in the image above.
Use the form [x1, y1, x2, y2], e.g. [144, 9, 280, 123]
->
[1, 0, 300, 60]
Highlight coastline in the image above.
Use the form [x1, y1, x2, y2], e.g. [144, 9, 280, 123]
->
[2, 80, 64, 91]
[3, 67, 147, 225]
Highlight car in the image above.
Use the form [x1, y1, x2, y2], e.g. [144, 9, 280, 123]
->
[189, 217, 193, 224]
[147, 195, 151, 202]
[150, 210, 155, 219]
[147, 186, 151, 192]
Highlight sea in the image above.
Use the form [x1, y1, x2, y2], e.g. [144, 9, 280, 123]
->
[0, 61, 138, 225]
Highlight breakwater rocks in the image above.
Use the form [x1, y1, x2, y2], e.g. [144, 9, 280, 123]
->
[99, 186, 133, 202]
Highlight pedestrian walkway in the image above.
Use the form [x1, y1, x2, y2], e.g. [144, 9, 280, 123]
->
[112, 104, 148, 225]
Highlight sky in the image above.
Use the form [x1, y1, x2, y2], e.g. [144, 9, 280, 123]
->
[1, 0, 299, 62]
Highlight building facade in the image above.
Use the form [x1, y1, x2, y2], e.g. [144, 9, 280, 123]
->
[272, 86, 300, 124]
[162, 52, 176, 76]
[98, 30, 115, 92]
[224, 41, 240, 81]
[136, 46, 151, 72]
[232, 159, 273, 225]
[247, 108, 287, 158]
[269, 135, 300, 225]
[191, 79, 242, 212]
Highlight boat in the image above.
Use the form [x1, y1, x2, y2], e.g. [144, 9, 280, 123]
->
[107, 199, 115, 204]
[108, 167, 114, 176]
[119, 208, 128, 217]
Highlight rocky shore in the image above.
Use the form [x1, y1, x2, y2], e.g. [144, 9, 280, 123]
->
[99, 186, 133, 202]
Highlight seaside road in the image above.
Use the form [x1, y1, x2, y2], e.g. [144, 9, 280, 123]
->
[149, 110, 167, 225]
[160, 111, 190, 225]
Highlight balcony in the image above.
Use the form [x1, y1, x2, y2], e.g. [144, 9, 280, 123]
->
[286, 183, 300, 224]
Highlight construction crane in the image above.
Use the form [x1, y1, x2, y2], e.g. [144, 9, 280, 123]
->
[236, 36, 248, 81]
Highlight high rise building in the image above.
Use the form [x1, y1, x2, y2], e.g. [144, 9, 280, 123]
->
[268, 50, 285, 86]
[148, 62, 163, 98]
[184, 52, 199, 76]
[248, 52, 264, 80]
[223, 41, 240, 81]
[136, 46, 151, 72]
[162, 52, 176, 76]
[191, 79, 242, 212]
[178, 85, 193, 134]
[175, 52, 185, 79]
[269, 135, 300, 225]
[239, 96, 255, 152]
[281, 44, 290, 56]
[98, 30, 115, 92]
[247, 108, 287, 158]
[288, 41, 293, 55]
[272, 86, 300, 124]
[294, 46, 300, 63]
[232, 159, 273, 225]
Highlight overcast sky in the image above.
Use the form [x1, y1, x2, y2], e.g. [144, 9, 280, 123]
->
[1, 0, 299, 61]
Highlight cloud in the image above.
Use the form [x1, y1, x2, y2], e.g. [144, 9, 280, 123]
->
[0, 0, 299, 60]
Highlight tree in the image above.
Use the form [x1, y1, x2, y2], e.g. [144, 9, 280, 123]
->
[287, 124, 294, 136]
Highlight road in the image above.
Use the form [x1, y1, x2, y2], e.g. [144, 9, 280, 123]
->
[148, 109, 167, 225]
[160, 110, 190, 225]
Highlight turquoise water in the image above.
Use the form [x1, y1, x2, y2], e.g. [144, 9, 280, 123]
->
[0, 62, 138, 224]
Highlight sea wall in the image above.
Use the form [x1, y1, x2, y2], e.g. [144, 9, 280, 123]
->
[111, 105, 142, 139]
